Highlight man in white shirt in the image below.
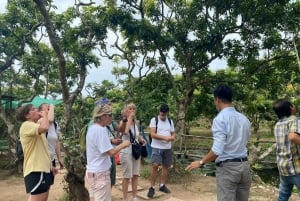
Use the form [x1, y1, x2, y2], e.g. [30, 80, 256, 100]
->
[147, 104, 176, 199]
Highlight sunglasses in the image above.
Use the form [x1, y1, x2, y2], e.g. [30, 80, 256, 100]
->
[105, 113, 113, 117]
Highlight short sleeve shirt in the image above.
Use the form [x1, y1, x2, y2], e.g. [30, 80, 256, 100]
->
[19, 121, 51, 177]
[149, 117, 175, 149]
[86, 124, 114, 173]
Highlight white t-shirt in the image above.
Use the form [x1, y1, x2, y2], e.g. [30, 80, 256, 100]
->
[86, 124, 113, 173]
[149, 117, 175, 149]
[47, 122, 59, 161]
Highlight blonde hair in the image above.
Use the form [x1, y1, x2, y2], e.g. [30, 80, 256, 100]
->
[125, 103, 136, 110]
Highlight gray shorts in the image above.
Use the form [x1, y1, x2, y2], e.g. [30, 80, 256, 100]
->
[151, 148, 172, 166]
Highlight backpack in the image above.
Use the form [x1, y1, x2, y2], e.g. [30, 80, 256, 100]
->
[15, 140, 23, 162]
[149, 116, 172, 144]
[16, 121, 58, 162]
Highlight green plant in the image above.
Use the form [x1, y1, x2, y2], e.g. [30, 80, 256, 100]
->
[140, 164, 151, 179]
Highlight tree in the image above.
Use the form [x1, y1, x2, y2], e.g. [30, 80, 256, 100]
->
[101, 0, 299, 141]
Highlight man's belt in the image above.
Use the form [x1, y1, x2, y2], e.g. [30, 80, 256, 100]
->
[216, 157, 248, 167]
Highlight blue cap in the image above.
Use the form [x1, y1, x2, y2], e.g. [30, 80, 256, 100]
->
[95, 98, 110, 106]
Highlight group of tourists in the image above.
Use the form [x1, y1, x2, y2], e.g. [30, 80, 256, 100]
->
[16, 84, 300, 201]
[84, 100, 175, 201]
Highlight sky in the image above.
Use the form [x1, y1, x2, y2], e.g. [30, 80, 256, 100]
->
[0, 0, 227, 95]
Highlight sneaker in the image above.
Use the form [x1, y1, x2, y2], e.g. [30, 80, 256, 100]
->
[159, 184, 171, 193]
[132, 198, 139, 201]
[147, 187, 155, 198]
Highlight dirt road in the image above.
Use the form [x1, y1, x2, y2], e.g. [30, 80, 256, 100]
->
[0, 165, 298, 201]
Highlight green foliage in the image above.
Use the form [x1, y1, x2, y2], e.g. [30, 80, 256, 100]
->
[139, 164, 151, 179]
[129, 68, 174, 125]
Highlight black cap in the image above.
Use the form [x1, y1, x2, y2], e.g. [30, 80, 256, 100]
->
[160, 104, 169, 113]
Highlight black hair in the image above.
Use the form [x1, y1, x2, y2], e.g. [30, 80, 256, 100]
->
[16, 104, 33, 122]
[213, 84, 233, 103]
[273, 99, 292, 119]
[160, 103, 169, 113]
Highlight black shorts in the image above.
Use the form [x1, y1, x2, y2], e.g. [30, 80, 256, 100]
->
[24, 172, 51, 195]
[49, 159, 56, 185]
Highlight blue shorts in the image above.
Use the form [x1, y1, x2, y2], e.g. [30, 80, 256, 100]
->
[151, 148, 172, 166]
[24, 172, 51, 195]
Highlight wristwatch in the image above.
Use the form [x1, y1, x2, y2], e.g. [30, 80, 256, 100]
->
[199, 160, 205, 167]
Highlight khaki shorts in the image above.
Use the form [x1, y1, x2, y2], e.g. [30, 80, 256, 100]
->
[120, 152, 141, 178]
[85, 171, 111, 201]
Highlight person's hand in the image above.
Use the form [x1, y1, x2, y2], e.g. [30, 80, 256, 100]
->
[165, 136, 174, 142]
[139, 138, 146, 146]
[58, 160, 64, 170]
[128, 110, 135, 119]
[39, 110, 48, 118]
[185, 161, 201, 171]
[112, 138, 123, 145]
[121, 110, 128, 119]
[121, 140, 131, 148]
[168, 135, 175, 141]
[51, 166, 58, 175]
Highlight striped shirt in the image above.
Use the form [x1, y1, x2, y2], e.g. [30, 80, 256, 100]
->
[274, 115, 300, 176]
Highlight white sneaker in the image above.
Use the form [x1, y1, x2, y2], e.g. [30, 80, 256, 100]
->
[132, 197, 139, 201]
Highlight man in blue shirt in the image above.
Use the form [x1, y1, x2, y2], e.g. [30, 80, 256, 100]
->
[186, 84, 252, 201]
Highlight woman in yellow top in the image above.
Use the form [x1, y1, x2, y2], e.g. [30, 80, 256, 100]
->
[16, 104, 57, 201]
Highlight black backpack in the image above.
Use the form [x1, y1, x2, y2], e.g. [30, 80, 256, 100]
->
[15, 140, 23, 162]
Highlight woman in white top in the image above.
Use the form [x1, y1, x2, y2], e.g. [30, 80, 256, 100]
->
[39, 103, 64, 186]
[86, 104, 130, 201]
[117, 103, 146, 201]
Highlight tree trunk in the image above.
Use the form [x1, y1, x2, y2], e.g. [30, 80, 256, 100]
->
[66, 176, 89, 201]
[33, 1, 89, 200]
[63, 146, 89, 201]
[0, 109, 16, 168]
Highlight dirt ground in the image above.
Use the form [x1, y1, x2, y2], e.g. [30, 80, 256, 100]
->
[0, 165, 298, 201]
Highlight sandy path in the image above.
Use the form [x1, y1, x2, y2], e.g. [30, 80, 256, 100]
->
[0, 165, 299, 201]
